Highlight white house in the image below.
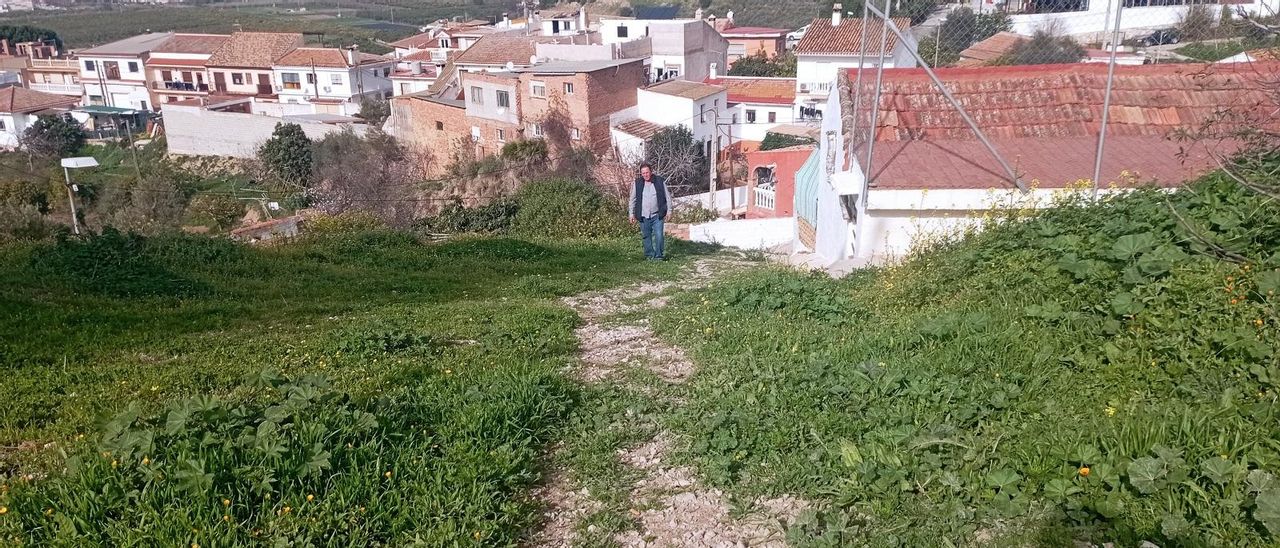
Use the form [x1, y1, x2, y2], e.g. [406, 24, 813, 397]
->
[207, 32, 304, 98]
[0, 86, 79, 148]
[995, 0, 1280, 42]
[390, 51, 438, 96]
[536, 5, 588, 36]
[705, 76, 796, 142]
[271, 47, 394, 116]
[598, 17, 729, 83]
[145, 33, 228, 107]
[387, 21, 503, 65]
[611, 79, 728, 164]
[78, 32, 174, 111]
[793, 8, 917, 121]
[797, 62, 1271, 266]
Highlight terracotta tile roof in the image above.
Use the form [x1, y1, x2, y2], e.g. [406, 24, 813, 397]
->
[838, 62, 1279, 190]
[794, 17, 911, 56]
[0, 86, 78, 114]
[154, 33, 229, 55]
[956, 32, 1025, 67]
[705, 77, 795, 104]
[645, 79, 724, 100]
[389, 31, 435, 49]
[455, 35, 560, 67]
[614, 118, 664, 139]
[719, 26, 789, 37]
[275, 48, 387, 68]
[208, 32, 303, 68]
[399, 50, 437, 62]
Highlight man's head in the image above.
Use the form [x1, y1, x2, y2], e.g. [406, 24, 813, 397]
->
[639, 163, 652, 182]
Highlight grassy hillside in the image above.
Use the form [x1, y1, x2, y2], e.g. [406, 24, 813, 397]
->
[654, 174, 1280, 545]
[0, 227, 691, 544]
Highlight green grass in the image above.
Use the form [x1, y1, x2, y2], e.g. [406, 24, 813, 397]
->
[0, 229, 699, 544]
[1175, 39, 1277, 62]
[652, 176, 1280, 546]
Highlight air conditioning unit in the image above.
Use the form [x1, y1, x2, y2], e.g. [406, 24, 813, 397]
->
[323, 86, 332, 93]
[274, 85, 283, 92]
[799, 83, 810, 93]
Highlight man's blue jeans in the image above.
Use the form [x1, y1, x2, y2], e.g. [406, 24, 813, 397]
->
[640, 216, 665, 259]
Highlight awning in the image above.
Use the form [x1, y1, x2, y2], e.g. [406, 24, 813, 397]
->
[75, 105, 140, 115]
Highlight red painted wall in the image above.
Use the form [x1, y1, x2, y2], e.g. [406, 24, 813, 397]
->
[744, 146, 813, 219]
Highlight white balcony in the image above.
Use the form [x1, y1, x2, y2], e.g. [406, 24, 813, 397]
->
[797, 81, 833, 95]
[29, 59, 79, 70]
[753, 186, 776, 210]
[28, 82, 82, 96]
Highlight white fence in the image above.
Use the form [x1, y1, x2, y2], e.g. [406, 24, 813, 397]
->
[672, 187, 749, 214]
[686, 216, 795, 250]
[164, 104, 367, 158]
[753, 187, 776, 210]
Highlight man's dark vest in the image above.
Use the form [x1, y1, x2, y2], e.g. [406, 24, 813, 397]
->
[632, 176, 668, 220]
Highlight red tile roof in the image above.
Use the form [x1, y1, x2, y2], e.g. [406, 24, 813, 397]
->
[794, 17, 911, 56]
[645, 79, 724, 100]
[705, 77, 796, 104]
[957, 32, 1025, 67]
[720, 26, 789, 37]
[389, 31, 435, 49]
[208, 32, 303, 68]
[154, 33, 229, 55]
[839, 62, 1278, 189]
[0, 86, 78, 114]
[275, 48, 387, 68]
[455, 35, 549, 67]
[614, 118, 664, 139]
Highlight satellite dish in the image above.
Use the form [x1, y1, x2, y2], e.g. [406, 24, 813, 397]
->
[529, 55, 539, 65]
[506, 61, 516, 70]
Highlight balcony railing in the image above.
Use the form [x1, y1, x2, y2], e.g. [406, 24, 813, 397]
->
[753, 186, 776, 210]
[29, 58, 79, 70]
[152, 81, 209, 92]
[28, 82, 81, 95]
[798, 81, 832, 95]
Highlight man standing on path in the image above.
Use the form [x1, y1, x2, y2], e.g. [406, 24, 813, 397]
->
[629, 163, 670, 261]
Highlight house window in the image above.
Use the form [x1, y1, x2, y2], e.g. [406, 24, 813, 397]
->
[700, 103, 707, 123]
[383, 68, 391, 77]
[0, 119, 6, 130]
[84, 60, 96, 71]
[306, 73, 316, 84]
[768, 111, 777, 123]
[436, 120, 444, 130]
[571, 128, 581, 140]
[470, 86, 483, 105]
[563, 82, 574, 94]
[438, 38, 450, 48]
[127, 61, 138, 72]
[331, 73, 343, 85]
[496, 128, 505, 142]
[496, 90, 510, 108]
[161, 69, 173, 81]
[282, 73, 301, 90]
[530, 123, 543, 137]
[89, 94, 104, 104]
[232, 73, 244, 85]
[746, 109, 757, 123]
[732, 113, 738, 124]
[617, 25, 628, 38]
[400, 82, 412, 94]
[530, 81, 545, 98]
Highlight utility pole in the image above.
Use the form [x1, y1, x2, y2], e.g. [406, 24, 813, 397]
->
[123, 116, 143, 183]
[62, 167, 81, 235]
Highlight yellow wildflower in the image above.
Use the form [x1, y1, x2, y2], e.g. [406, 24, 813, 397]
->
[306, 494, 315, 502]
[222, 499, 231, 506]
[1105, 406, 1117, 417]
[0, 506, 7, 516]
[1078, 467, 1091, 477]
[384, 470, 393, 479]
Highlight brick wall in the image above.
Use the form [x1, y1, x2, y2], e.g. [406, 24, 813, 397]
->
[388, 95, 468, 173]
[517, 59, 646, 157]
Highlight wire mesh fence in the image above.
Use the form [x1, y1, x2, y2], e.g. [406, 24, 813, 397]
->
[838, 0, 1279, 198]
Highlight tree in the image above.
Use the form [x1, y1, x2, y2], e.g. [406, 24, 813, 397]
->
[257, 123, 313, 189]
[919, 8, 1012, 67]
[998, 30, 1086, 65]
[0, 25, 61, 49]
[1179, 4, 1216, 41]
[819, 0, 937, 26]
[310, 128, 429, 227]
[644, 125, 708, 196]
[187, 194, 246, 231]
[22, 115, 85, 158]
[727, 51, 797, 77]
[358, 96, 390, 126]
[760, 132, 816, 151]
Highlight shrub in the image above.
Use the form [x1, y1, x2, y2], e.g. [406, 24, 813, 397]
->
[304, 211, 384, 236]
[1180, 3, 1217, 41]
[416, 198, 519, 235]
[668, 203, 719, 224]
[186, 194, 245, 231]
[998, 30, 1086, 65]
[511, 178, 630, 239]
[0, 203, 62, 243]
[760, 132, 816, 151]
[501, 139, 549, 163]
[31, 228, 209, 297]
[727, 51, 797, 77]
[357, 96, 390, 126]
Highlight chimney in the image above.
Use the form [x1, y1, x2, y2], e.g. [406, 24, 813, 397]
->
[578, 5, 587, 32]
[832, 3, 842, 26]
[709, 62, 718, 79]
[726, 10, 735, 23]
[411, 61, 424, 75]
[695, 7, 703, 19]
[502, 12, 510, 27]
[345, 45, 358, 65]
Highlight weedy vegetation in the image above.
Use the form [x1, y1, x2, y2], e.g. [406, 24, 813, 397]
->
[654, 172, 1280, 545]
[0, 210, 697, 544]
